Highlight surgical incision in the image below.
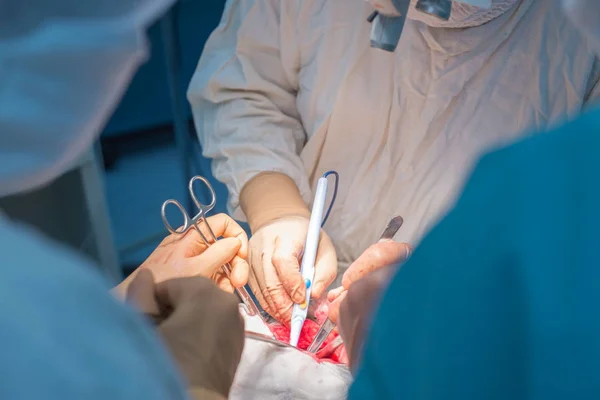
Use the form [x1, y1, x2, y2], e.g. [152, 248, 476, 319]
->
[268, 302, 348, 364]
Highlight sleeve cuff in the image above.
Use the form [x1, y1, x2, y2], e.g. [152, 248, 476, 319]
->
[224, 168, 313, 223]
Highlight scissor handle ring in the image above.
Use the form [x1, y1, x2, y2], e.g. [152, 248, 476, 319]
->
[161, 199, 190, 235]
[189, 176, 216, 211]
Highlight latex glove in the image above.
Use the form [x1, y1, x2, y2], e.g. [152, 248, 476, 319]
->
[114, 213, 249, 297]
[126, 270, 244, 398]
[248, 216, 337, 324]
[327, 241, 411, 324]
[338, 266, 396, 373]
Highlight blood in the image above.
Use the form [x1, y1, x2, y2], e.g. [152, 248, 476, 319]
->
[269, 319, 322, 351]
[269, 314, 347, 364]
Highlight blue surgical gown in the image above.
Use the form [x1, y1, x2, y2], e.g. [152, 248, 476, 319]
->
[0, 218, 188, 399]
[350, 109, 600, 399]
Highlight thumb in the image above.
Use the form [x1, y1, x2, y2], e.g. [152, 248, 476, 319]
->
[126, 268, 160, 316]
[327, 289, 347, 324]
[185, 237, 242, 277]
[271, 236, 306, 304]
[327, 285, 346, 302]
[311, 236, 338, 298]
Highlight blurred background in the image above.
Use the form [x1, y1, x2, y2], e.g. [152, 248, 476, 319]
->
[0, 0, 236, 284]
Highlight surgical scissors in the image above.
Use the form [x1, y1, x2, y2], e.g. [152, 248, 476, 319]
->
[160, 175, 265, 320]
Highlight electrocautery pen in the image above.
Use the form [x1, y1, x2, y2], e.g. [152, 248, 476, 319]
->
[289, 176, 329, 347]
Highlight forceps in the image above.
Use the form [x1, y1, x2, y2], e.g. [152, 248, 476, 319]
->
[160, 175, 265, 321]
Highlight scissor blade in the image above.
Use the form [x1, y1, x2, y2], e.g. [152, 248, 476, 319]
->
[308, 318, 336, 353]
[379, 215, 404, 241]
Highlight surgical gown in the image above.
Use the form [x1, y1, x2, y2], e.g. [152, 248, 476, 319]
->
[0, 218, 188, 399]
[350, 108, 600, 399]
[189, 0, 600, 272]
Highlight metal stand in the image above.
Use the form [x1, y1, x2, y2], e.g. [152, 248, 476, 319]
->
[79, 146, 122, 283]
[161, 5, 195, 214]
[0, 147, 122, 284]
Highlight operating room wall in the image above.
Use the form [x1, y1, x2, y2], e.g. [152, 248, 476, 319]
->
[102, 0, 234, 273]
[102, 0, 226, 136]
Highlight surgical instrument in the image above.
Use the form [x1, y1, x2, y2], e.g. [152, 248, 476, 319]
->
[290, 175, 331, 347]
[315, 334, 345, 360]
[161, 175, 270, 330]
[307, 215, 404, 353]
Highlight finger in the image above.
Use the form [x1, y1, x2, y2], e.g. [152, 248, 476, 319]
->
[185, 214, 249, 258]
[256, 244, 283, 321]
[228, 255, 250, 288]
[215, 275, 235, 293]
[271, 236, 306, 304]
[248, 244, 275, 318]
[262, 244, 294, 324]
[125, 269, 160, 316]
[341, 242, 411, 290]
[327, 285, 346, 302]
[339, 271, 388, 372]
[347, 309, 366, 373]
[338, 283, 370, 373]
[184, 237, 242, 277]
[327, 290, 347, 324]
[230, 257, 250, 288]
[311, 235, 338, 298]
[248, 265, 270, 315]
[337, 293, 354, 361]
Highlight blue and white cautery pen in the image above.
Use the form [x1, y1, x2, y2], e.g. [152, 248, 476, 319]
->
[289, 176, 329, 347]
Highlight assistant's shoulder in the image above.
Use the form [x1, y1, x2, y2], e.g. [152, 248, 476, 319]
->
[454, 108, 600, 223]
[487, 108, 600, 177]
[0, 219, 187, 398]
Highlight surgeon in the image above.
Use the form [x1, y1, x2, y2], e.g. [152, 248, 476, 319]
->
[188, 0, 600, 323]
[0, 1, 245, 399]
[333, 1, 600, 398]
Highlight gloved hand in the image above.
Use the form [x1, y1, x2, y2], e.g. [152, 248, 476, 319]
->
[114, 213, 249, 298]
[127, 270, 245, 398]
[327, 240, 411, 324]
[337, 266, 396, 373]
[248, 216, 338, 324]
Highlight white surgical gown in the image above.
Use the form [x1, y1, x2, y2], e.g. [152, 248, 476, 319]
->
[189, 0, 600, 271]
[0, 217, 188, 399]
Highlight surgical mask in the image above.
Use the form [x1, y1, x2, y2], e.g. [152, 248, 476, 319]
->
[562, 0, 600, 56]
[0, 0, 174, 198]
[368, 0, 519, 52]
[408, 0, 520, 28]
